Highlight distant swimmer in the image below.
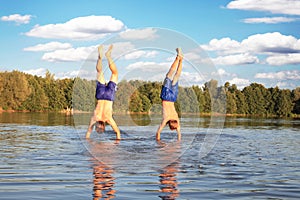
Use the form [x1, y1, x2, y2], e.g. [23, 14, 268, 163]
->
[86, 44, 121, 140]
[156, 48, 183, 141]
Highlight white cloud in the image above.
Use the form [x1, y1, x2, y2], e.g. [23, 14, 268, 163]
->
[266, 53, 300, 65]
[75, 69, 96, 80]
[211, 68, 240, 84]
[241, 32, 300, 54]
[113, 42, 136, 56]
[39, 42, 136, 63]
[122, 61, 170, 82]
[226, 0, 300, 16]
[126, 61, 169, 72]
[25, 15, 125, 40]
[42, 46, 97, 62]
[255, 70, 300, 80]
[243, 17, 298, 24]
[201, 37, 242, 54]
[23, 68, 81, 79]
[212, 53, 259, 65]
[183, 48, 215, 66]
[212, 68, 231, 77]
[226, 77, 252, 89]
[55, 70, 80, 79]
[275, 81, 296, 88]
[211, 69, 251, 89]
[180, 71, 206, 85]
[119, 28, 158, 40]
[1, 14, 32, 25]
[23, 42, 72, 52]
[123, 50, 158, 60]
[23, 68, 47, 77]
[203, 32, 300, 55]
[202, 32, 300, 66]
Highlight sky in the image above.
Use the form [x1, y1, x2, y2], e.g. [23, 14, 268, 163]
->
[1, 0, 300, 89]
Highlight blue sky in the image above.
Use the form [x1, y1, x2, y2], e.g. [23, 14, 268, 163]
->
[1, 0, 300, 89]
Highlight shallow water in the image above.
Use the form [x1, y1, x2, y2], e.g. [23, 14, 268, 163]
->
[0, 112, 300, 199]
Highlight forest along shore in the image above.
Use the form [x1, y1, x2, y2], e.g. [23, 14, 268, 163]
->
[1, 70, 300, 118]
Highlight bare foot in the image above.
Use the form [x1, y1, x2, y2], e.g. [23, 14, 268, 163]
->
[105, 44, 113, 58]
[98, 45, 103, 59]
[176, 47, 183, 59]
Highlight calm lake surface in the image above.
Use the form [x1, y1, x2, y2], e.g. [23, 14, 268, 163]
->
[0, 112, 299, 199]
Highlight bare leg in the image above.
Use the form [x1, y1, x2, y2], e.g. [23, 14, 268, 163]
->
[166, 56, 180, 80]
[172, 48, 183, 85]
[105, 44, 118, 83]
[176, 47, 183, 60]
[96, 45, 103, 72]
[96, 45, 105, 83]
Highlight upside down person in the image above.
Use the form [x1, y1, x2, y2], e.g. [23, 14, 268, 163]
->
[86, 44, 121, 140]
[156, 48, 183, 141]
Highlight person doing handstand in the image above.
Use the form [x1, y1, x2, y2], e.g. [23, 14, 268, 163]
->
[86, 44, 121, 140]
[156, 48, 183, 141]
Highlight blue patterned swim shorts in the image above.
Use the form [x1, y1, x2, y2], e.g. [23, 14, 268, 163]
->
[160, 77, 178, 102]
[95, 81, 117, 101]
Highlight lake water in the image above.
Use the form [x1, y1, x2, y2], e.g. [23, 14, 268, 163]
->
[0, 112, 299, 199]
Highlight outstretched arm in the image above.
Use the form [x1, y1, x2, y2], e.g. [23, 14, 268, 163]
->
[176, 123, 181, 141]
[108, 118, 121, 140]
[86, 116, 96, 139]
[156, 119, 168, 141]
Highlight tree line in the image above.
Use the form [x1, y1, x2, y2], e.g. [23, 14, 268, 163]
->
[0, 70, 299, 117]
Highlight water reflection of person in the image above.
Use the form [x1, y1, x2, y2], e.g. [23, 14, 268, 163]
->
[88, 140, 119, 200]
[157, 141, 181, 199]
[92, 160, 116, 200]
[159, 161, 180, 200]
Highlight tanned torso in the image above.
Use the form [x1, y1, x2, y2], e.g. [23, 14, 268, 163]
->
[94, 100, 113, 122]
[162, 100, 179, 121]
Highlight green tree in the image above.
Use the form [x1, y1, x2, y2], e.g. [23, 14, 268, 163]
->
[202, 84, 211, 113]
[114, 80, 135, 113]
[72, 78, 95, 112]
[22, 75, 49, 111]
[275, 89, 294, 117]
[140, 94, 151, 112]
[192, 85, 205, 113]
[177, 87, 198, 113]
[148, 86, 161, 113]
[0, 70, 299, 117]
[215, 86, 227, 114]
[243, 83, 268, 115]
[292, 87, 300, 114]
[0, 71, 31, 110]
[267, 87, 280, 116]
[227, 83, 247, 114]
[226, 91, 237, 114]
[203, 79, 227, 114]
[129, 90, 143, 112]
[58, 78, 74, 110]
[235, 90, 248, 114]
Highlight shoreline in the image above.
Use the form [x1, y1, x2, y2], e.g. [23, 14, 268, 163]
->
[1, 109, 299, 119]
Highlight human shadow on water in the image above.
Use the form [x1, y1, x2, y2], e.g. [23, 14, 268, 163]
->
[156, 141, 181, 200]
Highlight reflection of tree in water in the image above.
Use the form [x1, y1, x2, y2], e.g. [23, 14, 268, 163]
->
[158, 161, 180, 200]
[92, 161, 116, 200]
